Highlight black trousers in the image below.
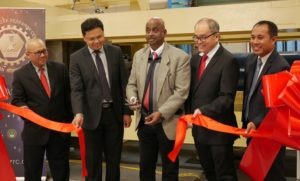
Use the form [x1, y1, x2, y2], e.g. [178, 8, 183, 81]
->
[264, 146, 286, 181]
[194, 141, 238, 181]
[23, 131, 70, 181]
[84, 107, 123, 181]
[137, 122, 179, 181]
[246, 138, 286, 181]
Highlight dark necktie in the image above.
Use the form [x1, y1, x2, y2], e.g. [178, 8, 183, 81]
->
[39, 67, 51, 97]
[198, 54, 208, 79]
[245, 58, 263, 120]
[94, 50, 112, 102]
[143, 52, 158, 112]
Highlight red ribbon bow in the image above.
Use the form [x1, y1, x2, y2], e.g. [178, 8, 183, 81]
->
[168, 61, 300, 181]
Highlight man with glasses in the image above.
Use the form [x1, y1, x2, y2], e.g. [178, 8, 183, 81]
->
[69, 17, 132, 181]
[11, 38, 73, 180]
[185, 18, 239, 181]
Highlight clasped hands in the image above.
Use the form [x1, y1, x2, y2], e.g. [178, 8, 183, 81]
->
[127, 97, 161, 126]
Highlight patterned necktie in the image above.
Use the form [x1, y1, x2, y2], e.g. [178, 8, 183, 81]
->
[94, 50, 112, 101]
[39, 67, 51, 97]
[245, 58, 263, 119]
[198, 54, 208, 79]
[143, 52, 158, 112]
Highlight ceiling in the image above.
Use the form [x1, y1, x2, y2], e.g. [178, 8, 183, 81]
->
[21, 0, 168, 14]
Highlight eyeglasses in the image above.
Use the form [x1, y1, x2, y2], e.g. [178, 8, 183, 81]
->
[29, 49, 48, 57]
[192, 32, 217, 42]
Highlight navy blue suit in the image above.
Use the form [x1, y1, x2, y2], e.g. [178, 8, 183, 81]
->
[242, 50, 290, 181]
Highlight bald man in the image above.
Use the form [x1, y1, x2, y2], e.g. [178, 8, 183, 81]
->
[127, 17, 190, 180]
[12, 38, 72, 181]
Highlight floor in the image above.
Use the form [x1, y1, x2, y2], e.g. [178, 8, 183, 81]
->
[47, 141, 297, 181]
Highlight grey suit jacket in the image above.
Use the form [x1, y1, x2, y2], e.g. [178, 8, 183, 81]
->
[69, 44, 132, 130]
[242, 50, 290, 128]
[126, 43, 191, 140]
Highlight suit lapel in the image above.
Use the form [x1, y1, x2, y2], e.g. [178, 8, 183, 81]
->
[246, 57, 257, 92]
[27, 63, 49, 98]
[103, 45, 113, 86]
[83, 46, 101, 83]
[156, 46, 170, 100]
[192, 46, 222, 94]
[252, 52, 275, 92]
[191, 54, 200, 90]
[138, 48, 150, 98]
[47, 62, 55, 98]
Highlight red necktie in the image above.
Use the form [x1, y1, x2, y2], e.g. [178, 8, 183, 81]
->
[198, 54, 208, 79]
[143, 52, 158, 111]
[39, 67, 51, 97]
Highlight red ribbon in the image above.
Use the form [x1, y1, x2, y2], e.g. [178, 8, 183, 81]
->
[168, 61, 300, 181]
[0, 76, 88, 180]
[0, 134, 16, 181]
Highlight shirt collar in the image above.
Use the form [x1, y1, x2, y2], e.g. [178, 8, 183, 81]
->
[258, 49, 273, 65]
[150, 43, 165, 57]
[32, 63, 47, 73]
[88, 46, 104, 55]
[199, 43, 220, 59]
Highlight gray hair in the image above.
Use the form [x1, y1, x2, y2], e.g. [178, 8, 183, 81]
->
[25, 38, 45, 51]
[194, 18, 220, 33]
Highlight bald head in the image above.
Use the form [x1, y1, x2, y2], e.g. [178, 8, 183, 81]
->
[25, 38, 48, 68]
[194, 18, 220, 33]
[25, 38, 46, 53]
[146, 17, 165, 29]
[145, 17, 167, 50]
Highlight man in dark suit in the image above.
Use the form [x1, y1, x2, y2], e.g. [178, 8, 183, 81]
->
[69, 18, 132, 181]
[11, 38, 72, 181]
[185, 18, 239, 181]
[242, 20, 290, 181]
[126, 17, 190, 180]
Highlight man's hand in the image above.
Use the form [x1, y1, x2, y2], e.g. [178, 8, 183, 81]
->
[123, 115, 132, 128]
[145, 111, 161, 126]
[72, 114, 84, 128]
[244, 122, 256, 137]
[193, 108, 201, 118]
[127, 97, 141, 111]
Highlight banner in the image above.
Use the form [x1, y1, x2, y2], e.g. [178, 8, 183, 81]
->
[0, 8, 45, 180]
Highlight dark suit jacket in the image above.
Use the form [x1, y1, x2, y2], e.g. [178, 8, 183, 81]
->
[11, 61, 72, 145]
[186, 45, 239, 145]
[242, 50, 290, 128]
[69, 44, 132, 130]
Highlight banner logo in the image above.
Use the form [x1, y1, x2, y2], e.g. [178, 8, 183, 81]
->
[0, 18, 36, 72]
[6, 128, 17, 139]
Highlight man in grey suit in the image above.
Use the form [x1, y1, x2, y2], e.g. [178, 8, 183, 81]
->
[242, 20, 290, 181]
[69, 18, 132, 181]
[126, 17, 190, 181]
[185, 18, 239, 181]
